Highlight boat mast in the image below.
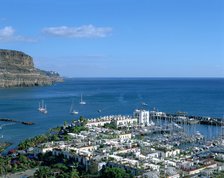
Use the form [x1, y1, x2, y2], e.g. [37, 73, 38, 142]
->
[70, 99, 74, 113]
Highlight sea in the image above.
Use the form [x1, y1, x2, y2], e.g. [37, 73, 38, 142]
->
[0, 78, 224, 149]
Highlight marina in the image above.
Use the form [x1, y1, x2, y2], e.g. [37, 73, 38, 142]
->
[22, 109, 224, 177]
[0, 78, 224, 177]
[151, 112, 224, 126]
[0, 78, 223, 154]
[0, 0, 223, 176]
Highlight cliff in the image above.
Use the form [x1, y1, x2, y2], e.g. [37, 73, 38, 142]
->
[0, 49, 63, 88]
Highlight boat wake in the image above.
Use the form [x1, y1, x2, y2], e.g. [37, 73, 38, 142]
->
[0, 123, 16, 129]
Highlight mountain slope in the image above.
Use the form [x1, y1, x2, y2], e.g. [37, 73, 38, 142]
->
[0, 49, 62, 88]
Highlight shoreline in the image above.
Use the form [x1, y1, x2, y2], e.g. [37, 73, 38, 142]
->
[0, 142, 12, 152]
[1, 111, 223, 154]
[1, 115, 224, 177]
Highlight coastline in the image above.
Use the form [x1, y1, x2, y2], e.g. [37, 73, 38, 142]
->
[1, 114, 224, 177]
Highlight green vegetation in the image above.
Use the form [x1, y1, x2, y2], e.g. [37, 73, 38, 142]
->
[34, 166, 52, 178]
[212, 170, 224, 178]
[103, 122, 117, 130]
[0, 118, 87, 176]
[18, 116, 89, 150]
[17, 125, 64, 150]
[0, 154, 39, 176]
[34, 152, 79, 178]
[67, 125, 88, 134]
[0, 117, 136, 178]
[65, 116, 88, 134]
[0, 142, 11, 152]
[0, 151, 80, 178]
[79, 116, 88, 126]
[18, 134, 49, 150]
[49, 126, 62, 133]
[100, 167, 133, 178]
[214, 158, 224, 163]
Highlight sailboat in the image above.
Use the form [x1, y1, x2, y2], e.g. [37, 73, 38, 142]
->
[141, 102, 148, 106]
[80, 94, 86, 105]
[70, 99, 79, 115]
[97, 109, 102, 113]
[38, 100, 48, 114]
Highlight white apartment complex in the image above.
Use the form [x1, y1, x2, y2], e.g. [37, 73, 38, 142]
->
[134, 109, 150, 126]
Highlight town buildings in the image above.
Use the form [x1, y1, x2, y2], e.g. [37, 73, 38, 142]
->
[32, 109, 224, 177]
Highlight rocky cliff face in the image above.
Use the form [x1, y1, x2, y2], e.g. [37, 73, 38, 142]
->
[0, 49, 63, 88]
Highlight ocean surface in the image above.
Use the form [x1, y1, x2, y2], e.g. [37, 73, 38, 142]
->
[0, 78, 224, 148]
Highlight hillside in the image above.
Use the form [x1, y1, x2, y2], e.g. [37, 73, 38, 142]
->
[0, 49, 63, 87]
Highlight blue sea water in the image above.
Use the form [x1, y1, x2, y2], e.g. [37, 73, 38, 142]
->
[0, 78, 224, 147]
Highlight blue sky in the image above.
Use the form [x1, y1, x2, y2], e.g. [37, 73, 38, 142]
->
[0, 0, 223, 77]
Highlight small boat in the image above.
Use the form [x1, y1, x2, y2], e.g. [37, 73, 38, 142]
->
[195, 131, 204, 139]
[141, 102, 148, 106]
[70, 99, 79, 115]
[173, 123, 182, 129]
[38, 100, 48, 114]
[187, 118, 199, 124]
[71, 110, 79, 115]
[97, 109, 102, 113]
[80, 94, 86, 105]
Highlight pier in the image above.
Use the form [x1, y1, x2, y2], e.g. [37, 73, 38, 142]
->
[0, 118, 34, 125]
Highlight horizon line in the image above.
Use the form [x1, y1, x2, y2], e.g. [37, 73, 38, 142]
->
[62, 76, 224, 79]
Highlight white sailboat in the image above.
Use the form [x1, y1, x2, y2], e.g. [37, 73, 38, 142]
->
[38, 100, 48, 114]
[141, 102, 148, 106]
[97, 109, 102, 113]
[80, 94, 86, 105]
[70, 99, 79, 115]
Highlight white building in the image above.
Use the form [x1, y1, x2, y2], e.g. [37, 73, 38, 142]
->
[118, 133, 132, 139]
[160, 149, 180, 158]
[133, 109, 150, 126]
[149, 111, 167, 117]
[114, 117, 138, 128]
[86, 115, 137, 128]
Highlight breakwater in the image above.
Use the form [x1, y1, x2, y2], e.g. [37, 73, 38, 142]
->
[152, 113, 224, 126]
[0, 118, 34, 125]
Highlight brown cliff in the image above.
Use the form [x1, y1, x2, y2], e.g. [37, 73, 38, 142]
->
[0, 49, 63, 88]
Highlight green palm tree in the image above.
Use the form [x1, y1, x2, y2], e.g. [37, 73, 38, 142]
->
[70, 168, 79, 178]
[34, 166, 52, 178]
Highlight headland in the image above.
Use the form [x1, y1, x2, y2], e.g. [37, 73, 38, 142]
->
[0, 49, 63, 88]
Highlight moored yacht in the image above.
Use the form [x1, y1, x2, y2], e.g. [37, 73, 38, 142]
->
[70, 99, 79, 115]
[38, 100, 48, 114]
[80, 94, 86, 105]
[141, 102, 148, 106]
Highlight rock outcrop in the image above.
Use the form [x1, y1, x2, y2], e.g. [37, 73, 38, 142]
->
[0, 49, 63, 88]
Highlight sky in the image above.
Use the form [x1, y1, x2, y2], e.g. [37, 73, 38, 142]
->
[0, 0, 223, 77]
